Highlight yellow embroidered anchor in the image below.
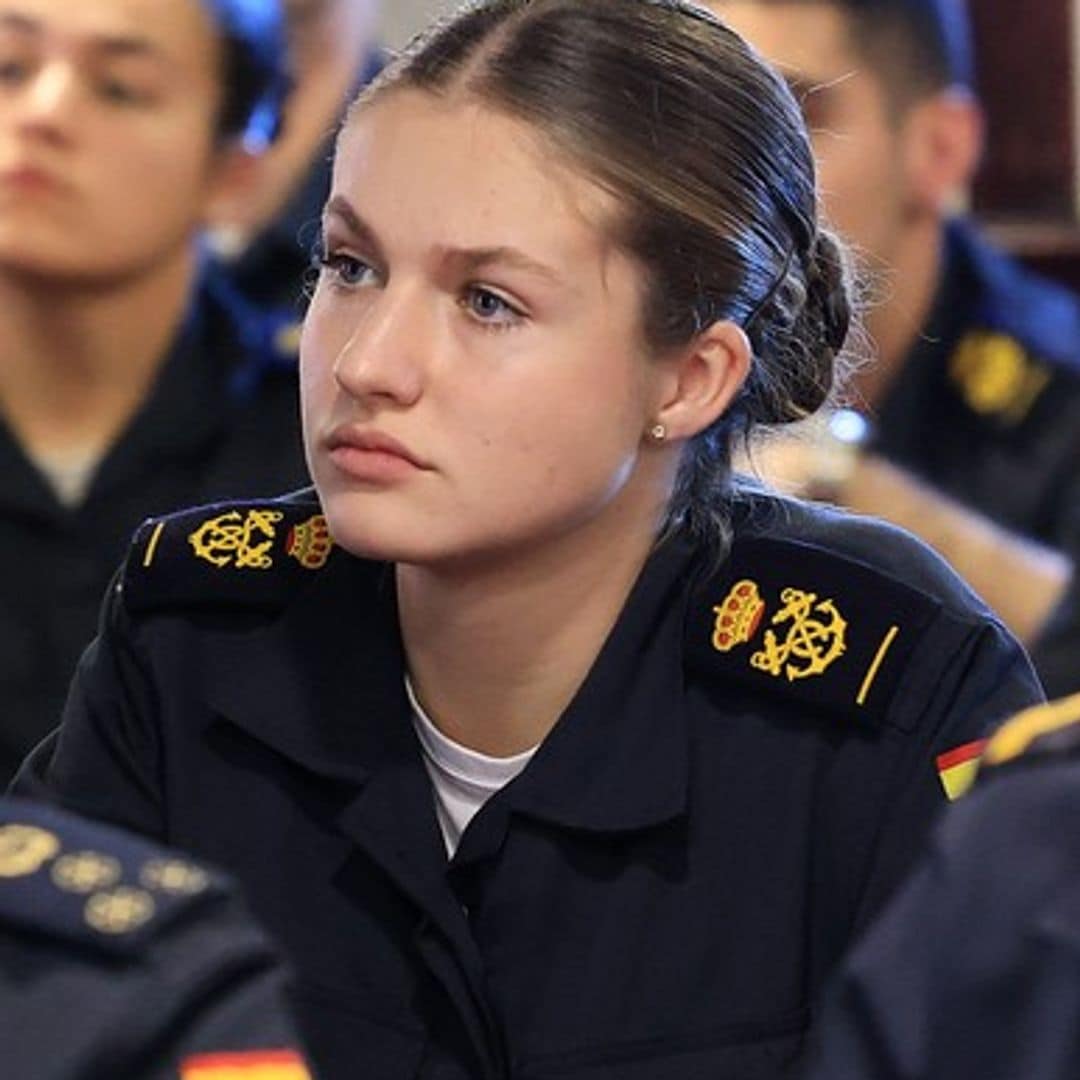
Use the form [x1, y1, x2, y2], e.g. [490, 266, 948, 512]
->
[188, 510, 284, 570]
[751, 588, 847, 682]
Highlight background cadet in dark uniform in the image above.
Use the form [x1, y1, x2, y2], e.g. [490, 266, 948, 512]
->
[0, 0, 310, 783]
[804, 692, 1080, 1080]
[209, 1, 385, 324]
[715, 0, 1080, 692]
[13, 2, 1043, 1077]
[0, 797, 315, 1080]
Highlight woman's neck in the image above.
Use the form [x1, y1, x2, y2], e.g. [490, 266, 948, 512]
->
[397, 500, 665, 758]
[0, 247, 198, 467]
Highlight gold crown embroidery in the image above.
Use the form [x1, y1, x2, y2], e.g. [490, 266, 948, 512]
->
[188, 509, 285, 570]
[52, 851, 122, 894]
[286, 515, 333, 570]
[85, 887, 156, 935]
[712, 580, 766, 652]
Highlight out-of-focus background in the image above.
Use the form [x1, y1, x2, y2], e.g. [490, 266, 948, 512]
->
[380, 0, 458, 47]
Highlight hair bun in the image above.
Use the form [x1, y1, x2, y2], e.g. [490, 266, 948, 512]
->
[806, 231, 851, 355]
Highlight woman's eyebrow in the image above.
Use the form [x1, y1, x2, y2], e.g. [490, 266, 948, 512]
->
[324, 195, 564, 285]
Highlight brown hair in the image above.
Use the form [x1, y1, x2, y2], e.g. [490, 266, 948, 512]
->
[352, 0, 853, 548]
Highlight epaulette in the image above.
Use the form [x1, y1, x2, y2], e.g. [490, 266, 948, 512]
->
[684, 535, 944, 727]
[980, 692, 1080, 775]
[121, 492, 336, 615]
[0, 798, 223, 957]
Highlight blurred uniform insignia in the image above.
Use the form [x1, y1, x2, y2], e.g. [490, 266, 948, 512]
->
[84, 886, 156, 935]
[0, 824, 60, 877]
[140, 857, 210, 895]
[981, 691, 1080, 770]
[189, 509, 286, 570]
[688, 536, 943, 725]
[935, 738, 988, 800]
[52, 851, 122, 893]
[0, 800, 231, 954]
[949, 330, 1051, 424]
[125, 493, 334, 615]
[272, 320, 303, 361]
[180, 1049, 312, 1079]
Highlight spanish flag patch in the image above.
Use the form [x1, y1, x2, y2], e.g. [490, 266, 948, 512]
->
[935, 738, 988, 800]
[180, 1050, 311, 1080]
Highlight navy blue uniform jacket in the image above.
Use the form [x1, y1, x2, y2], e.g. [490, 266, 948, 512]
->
[15, 488, 1042, 1079]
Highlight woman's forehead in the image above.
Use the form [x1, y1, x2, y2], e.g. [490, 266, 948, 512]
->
[332, 91, 621, 252]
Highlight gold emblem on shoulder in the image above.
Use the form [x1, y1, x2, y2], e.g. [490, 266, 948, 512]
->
[85, 887, 156, 935]
[949, 331, 1050, 423]
[751, 588, 847, 682]
[52, 851, 122, 893]
[286, 514, 333, 570]
[141, 857, 209, 895]
[188, 509, 285, 570]
[0, 824, 60, 878]
[712, 580, 765, 652]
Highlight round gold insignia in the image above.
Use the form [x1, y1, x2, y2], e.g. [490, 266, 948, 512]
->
[85, 887, 156, 935]
[140, 857, 209, 896]
[51, 851, 122, 893]
[0, 824, 61, 878]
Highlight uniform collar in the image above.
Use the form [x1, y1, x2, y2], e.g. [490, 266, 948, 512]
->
[201, 534, 698, 835]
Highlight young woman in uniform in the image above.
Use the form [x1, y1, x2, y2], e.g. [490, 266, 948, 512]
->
[17, 2, 1042, 1077]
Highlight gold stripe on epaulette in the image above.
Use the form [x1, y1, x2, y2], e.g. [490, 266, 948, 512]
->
[143, 521, 166, 568]
[984, 691, 1080, 767]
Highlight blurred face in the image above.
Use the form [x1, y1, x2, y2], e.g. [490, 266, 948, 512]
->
[0, 0, 231, 281]
[712, 2, 912, 269]
[301, 90, 670, 569]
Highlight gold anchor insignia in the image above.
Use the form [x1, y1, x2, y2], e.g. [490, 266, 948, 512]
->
[188, 509, 284, 570]
[52, 851, 122, 893]
[140, 858, 209, 895]
[0, 824, 61, 878]
[85, 887, 156, 935]
[751, 587, 848, 682]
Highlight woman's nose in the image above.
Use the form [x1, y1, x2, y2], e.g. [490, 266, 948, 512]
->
[331, 284, 428, 407]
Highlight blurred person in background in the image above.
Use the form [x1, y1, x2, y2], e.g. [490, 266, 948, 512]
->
[0, 796, 316, 1079]
[210, 0, 384, 321]
[713, 0, 1080, 695]
[804, 692, 1080, 1080]
[0, 0, 309, 783]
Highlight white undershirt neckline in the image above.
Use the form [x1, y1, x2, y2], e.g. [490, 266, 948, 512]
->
[406, 677, 537, 857]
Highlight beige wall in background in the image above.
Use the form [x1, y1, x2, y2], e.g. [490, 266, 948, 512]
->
[378, 0, 461, 49]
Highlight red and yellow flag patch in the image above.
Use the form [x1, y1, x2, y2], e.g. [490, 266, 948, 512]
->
[180, 1050, 312, 1080]
[935, 738, 987, 801]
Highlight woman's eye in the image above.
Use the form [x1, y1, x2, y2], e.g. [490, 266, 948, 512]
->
[317, 252, 377, 288]
[98, 79, 147, 105]
[0, 59, 29, 85]
[464, 286, 523, 327]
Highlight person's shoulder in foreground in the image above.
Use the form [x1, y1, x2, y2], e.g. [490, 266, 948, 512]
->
[804, 691, 1080, 1080]
[0, 796, 315, 1080]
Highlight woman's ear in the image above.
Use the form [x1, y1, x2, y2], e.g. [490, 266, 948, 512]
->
[651, 320, 752, 441]
[201, 144, 264, 233]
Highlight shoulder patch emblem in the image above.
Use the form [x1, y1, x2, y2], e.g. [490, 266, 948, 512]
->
[125, 495, 334, 614]
[982, 691, 1080, 770]
[935, 738, 987, 800]
[949, 330, 1050, 424]
[688, 537, 942, 726]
